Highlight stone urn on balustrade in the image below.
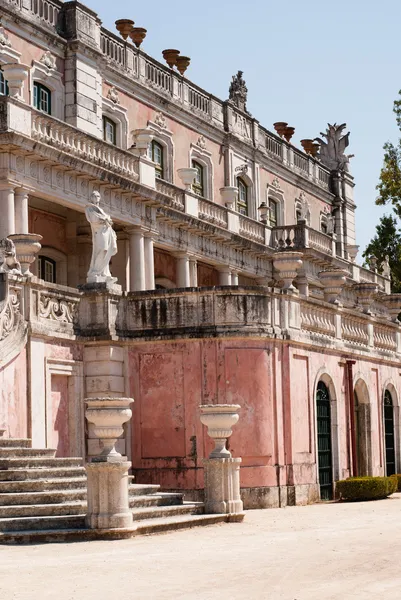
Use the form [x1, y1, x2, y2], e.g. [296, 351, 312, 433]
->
[200, 404, 240, 458]
[354, 282, 379, 314]
[177, 167, 197, 191]
[379, 294, 401, 323]
[220, 186, 239, 210]
[318, 268, 348, 304]
[272, 251, 303, 291]
[85, 397, 133, 460]
[8, 233, 42, 277]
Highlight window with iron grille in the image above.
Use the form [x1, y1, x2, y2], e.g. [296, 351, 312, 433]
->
[33, 82, 51, 115]
[103, 116, 117, 145]
[192, 160, 204, 196]
[237, 177, 248, 215]
[38, 256, 57, 283]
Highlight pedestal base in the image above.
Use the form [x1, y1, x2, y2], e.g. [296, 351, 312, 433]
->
[85, 460, 133, 529]
[203, 457, 243, 514]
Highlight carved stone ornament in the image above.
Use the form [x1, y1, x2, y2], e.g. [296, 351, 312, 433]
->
[314, 123, 354, 172]
[107, 85, 120, 104]
[40, 50, 56, 70]
[154, 111, 167, 129]
[85, 191, 118, 285]
[382, 255, 391, 279]
[228, 70, 248, 113]
[0, 290, 20, 342]
[271, 177, 281, 190]
[0, 26, 11, 47]
[196, 135, 207, 150]
[0, 238, 22, 276]
[39, 296, 77, 324]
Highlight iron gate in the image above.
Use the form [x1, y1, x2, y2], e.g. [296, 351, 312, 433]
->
[316, 381, 333, 500]
[384, 390, 396, 476]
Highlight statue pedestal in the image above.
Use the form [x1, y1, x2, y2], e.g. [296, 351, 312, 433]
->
[77, 282, 122, 338]
[203, 458, 243, 515]
[85, 460, 132, 529]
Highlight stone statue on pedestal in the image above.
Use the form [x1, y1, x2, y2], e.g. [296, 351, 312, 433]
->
[85, 191, 118, 284]
[228, 70, 249, 114]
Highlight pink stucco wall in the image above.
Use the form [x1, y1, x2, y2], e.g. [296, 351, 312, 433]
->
[128, 338, 401, 492]
[0, 349, 27, 438]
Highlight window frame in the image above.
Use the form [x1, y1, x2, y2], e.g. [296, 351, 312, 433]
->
[268, 198, 278, 227]
[151, 140, 165, 180]
[0, 69, 9, 97]
[191, 160, 204, 197]
[102, 115, 117, 146]
[38, 255, 57, 284]
[33, 81, 52, 115]
[237, 177, 248, 216]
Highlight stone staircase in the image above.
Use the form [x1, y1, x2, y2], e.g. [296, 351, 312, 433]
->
[0, 436, 240, 544]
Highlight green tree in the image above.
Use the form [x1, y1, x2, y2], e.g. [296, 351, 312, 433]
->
[363, 214, 401, 292]
[376, 91, 401, 217]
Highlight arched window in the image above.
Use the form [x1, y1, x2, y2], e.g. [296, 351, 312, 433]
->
[237, 177, 248, 215]
[151, 141, 164, 180]
[192, 160, 204, 196]
[103, 116, 117, 145]
[0, 69, 9, 97]
[269, 198, 278, 226]
[33, 82, 51, 115]
[38, 256, 57, 283]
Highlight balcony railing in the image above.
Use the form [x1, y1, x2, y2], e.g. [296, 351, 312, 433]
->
[272, 223, 335, 256]
[198, 198, 228, 229]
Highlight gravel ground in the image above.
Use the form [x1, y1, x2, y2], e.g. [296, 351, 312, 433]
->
[1, 494, 401, 600]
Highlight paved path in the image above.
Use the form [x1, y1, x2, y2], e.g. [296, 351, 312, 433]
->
[1, 495, 401, 600]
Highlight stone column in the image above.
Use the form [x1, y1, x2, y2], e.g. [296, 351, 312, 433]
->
[176, 253, 191, 288]
[200, 404, 244, 515]
[144, 235, 155, 290]
[129, 228, 145, 291]
[0, 186, 15, 240]
[218, 268, 232, 286]
[14, 188, 29, 234]
[85, 397, 134, 530]
[189, 256, 198, 287]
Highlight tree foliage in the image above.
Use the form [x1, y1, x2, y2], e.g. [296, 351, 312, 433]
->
[363, 214, 401, 292]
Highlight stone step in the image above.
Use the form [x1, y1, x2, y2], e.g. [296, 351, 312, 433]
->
[0, 514, 243, 544]
[0, 439, 32, 449]
[0, 514, 86, 532]
[129, 493, 183, 508]
[0, 457, 83, 470]
[131, 502, 204, 521]
[134, 512, 242, 535]
[0, 478, 87, 494]
[128, 484, 161, 496]
[0, 467, 86, 481]
[0, 448, 56, 459]
[0, 501, 86, 519]
[0, 489, 86, 506]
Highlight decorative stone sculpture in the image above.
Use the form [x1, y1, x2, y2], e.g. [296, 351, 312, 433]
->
[85, 191, 118, 285]
[228, 70, 249, 113]
[326, 214, 335, 235]
[131, 128, 154, 157]
[1, 63, 29, 99]
[107, 86, 120, 104]
[381, 255, 391, 279]
[318, 268, 348, 304]
[85, 396, 134, 530]
[7, 234, 42, 277]
[314, 123, 354, 172]
[39, 50, 56, 70]
[298, 192, 311, 225]
[200, 404, 243, 515]
[273, 251, 303, 291]
[0, 238, 22, 275]
[220, 186, 238, 210]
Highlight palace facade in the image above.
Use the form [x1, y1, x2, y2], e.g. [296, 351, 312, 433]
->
[0, 0, 400, 511]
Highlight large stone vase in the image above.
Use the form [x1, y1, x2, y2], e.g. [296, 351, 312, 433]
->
[85, 397, 133, 460]
[200, 404, 241, 458]
[380, 294, 401, 323]
[272, 251, 303, 291]
[318, 268, 348, 304]
[8, 233, 42, 277]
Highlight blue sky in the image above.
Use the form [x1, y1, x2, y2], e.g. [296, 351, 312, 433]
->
[87, 0, 401, 256]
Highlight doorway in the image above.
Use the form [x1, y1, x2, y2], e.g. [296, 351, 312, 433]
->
[316, 381, 333, 500]
[384, 390, 396, 476]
